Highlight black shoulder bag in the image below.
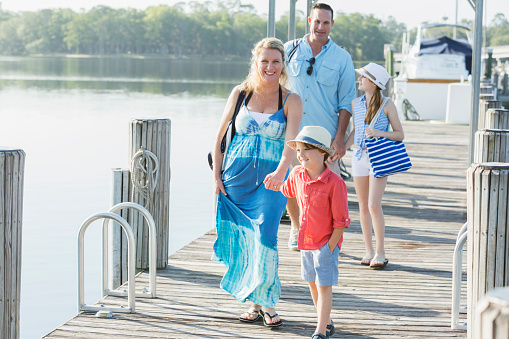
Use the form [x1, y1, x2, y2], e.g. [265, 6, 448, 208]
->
[208, 90, 253, 170]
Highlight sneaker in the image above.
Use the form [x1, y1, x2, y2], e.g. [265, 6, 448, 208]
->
[288, 228, 299, 251]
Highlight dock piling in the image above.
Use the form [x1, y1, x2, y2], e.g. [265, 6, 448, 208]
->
[0, 148, 25, 339]
[467, 163, 509, 338]
[129, 119, 171, 269]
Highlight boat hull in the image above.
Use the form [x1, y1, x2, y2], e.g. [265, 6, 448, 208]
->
[394, 78, 462, 120]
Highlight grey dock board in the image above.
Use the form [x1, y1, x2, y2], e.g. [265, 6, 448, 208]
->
[44, 121, 469, 338]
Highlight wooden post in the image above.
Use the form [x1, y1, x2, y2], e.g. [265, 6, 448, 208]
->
[0, 148, 25, 339]
[475, 287, 509, 339]
[485, 108, 509, 130]
[474, 129, 509, 163]
[384, 44, 395, 77]
[109, 168, 131, 288]
[129, 119, 171, 269]
[478, 99, 502, 129]
[467, 163, 509, 338]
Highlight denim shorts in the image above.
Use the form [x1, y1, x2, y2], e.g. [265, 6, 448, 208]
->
[351, 149, 374, 177]
[301, 243, 340, 286]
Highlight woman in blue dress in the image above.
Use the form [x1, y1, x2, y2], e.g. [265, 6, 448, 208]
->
[211, 37, 302, 326]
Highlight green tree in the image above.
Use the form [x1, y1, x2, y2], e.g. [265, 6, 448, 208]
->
[144, 5, 185, 55]
[0, 15, 25, 54]
[381, 16, 407, 51]
[488, 13, 509, 46]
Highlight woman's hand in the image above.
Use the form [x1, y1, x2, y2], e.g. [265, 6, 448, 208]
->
[365, 126, 382, 138]
[263, 171, 285, 191]
[214, 175, 227, 196]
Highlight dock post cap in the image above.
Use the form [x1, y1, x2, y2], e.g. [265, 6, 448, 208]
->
[0, 147, 24, 151]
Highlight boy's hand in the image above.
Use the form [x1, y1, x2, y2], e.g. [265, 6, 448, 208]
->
[328, 240, 335, 253]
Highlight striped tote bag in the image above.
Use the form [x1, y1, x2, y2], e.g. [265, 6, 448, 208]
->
[365, 137, 412, 178]
[364, 97, 412, 178]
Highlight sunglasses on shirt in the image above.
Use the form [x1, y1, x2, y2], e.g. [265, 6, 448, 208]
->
[306, 57, 315, 76]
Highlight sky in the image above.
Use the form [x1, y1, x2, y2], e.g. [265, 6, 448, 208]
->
[0, 0, 507, 29]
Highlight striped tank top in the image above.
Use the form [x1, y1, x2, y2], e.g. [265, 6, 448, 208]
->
[353, 94, 389, 160]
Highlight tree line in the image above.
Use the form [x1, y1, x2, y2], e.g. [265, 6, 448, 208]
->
[0, 1, 507, 59]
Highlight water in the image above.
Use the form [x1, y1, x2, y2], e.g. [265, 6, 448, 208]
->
[0, 56, 248, 338]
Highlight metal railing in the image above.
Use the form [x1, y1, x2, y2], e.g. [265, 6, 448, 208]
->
[78, 213, 136, 313]
[77, 202, 158, 315]
[451, 222, 468, 330]
[103, 202, 157, 298]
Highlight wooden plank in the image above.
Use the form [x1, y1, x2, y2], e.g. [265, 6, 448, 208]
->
[110, 169, 123, 289]
[0, 152, 5, 339]
[468, 166, 481, 333]
[162, 120, 171, 267]
[44, 121, 473, 339]
[4, 152, 13, 339]
[16, 151, 25, 337]
[486, 169, 499, 290]
[135, 121, 148, 268]
[121, 170, 130, 284]
[10, 152, 19, 337]
[495, 170, 508, 287]
[480, 169, 491, 296]
[0, 150, 24, 339]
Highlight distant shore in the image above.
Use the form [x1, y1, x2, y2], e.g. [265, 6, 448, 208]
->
[8, 53, 250, 62]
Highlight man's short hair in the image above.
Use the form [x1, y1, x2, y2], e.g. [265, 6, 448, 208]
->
[311, 3, 333, 20]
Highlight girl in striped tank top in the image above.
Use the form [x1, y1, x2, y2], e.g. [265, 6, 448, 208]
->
[344, 63, 405, 269]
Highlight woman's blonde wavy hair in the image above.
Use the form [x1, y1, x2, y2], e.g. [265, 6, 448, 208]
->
[240, 37, 288, 93]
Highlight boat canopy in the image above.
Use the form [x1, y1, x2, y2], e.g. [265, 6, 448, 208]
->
[418, 37, 472, 73]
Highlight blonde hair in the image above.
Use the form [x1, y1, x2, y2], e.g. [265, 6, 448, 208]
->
[240, 37, 288, 93]
[364, 88, 383, 124]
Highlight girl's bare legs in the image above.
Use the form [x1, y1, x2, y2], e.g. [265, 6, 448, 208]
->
[353, 175, 374, 263]
[368, 175, 388, 265]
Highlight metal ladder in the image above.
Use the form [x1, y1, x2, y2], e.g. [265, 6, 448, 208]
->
[103, 202, 157, 299]
[77, 202, 157, 314]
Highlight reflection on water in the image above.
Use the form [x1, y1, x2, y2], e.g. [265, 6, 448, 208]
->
[0, 56, 247, 339]
[0, 56, 247, 96]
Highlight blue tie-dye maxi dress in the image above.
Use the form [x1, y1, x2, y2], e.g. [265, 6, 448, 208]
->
[213, 96, 289, 308]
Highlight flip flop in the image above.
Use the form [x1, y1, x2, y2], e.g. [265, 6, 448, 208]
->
[360, 255, 373, 266]
[260, 310, 283, 327]
[370, 258, 388, 269]
[326, 319, 335, 337]
[238, 309, 262, 323]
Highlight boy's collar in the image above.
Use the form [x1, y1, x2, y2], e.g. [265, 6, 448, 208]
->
[302, 163, 331, 183]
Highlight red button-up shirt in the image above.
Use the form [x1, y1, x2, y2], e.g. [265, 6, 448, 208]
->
[281, 165, 350, 250]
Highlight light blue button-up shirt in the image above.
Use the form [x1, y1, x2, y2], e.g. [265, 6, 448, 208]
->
[284, 35, 356, 139]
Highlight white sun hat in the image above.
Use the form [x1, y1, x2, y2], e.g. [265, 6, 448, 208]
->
[355, 62, 389, 90]
[287, 126, 335, 156]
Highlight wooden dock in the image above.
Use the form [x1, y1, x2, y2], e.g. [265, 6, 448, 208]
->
[44, 120, 469, 338]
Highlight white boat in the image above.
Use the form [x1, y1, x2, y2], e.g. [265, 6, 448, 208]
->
[393, 23, 472, 121]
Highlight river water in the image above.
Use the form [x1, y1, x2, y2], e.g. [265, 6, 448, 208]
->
[0, 56, 248, 338]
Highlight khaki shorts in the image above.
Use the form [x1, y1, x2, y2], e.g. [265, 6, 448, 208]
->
[290, 155, 342, 176]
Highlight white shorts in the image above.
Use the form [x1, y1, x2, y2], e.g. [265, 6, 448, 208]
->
[351, 149, 374, 177]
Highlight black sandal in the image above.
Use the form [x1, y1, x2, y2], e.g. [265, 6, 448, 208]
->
[260, 310, 282, 327]
[238, 309, 262, 323]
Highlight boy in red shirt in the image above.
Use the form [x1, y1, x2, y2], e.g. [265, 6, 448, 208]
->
[280, 126, 350, 339]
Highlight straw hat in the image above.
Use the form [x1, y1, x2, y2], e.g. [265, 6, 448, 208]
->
[287, 126, 335, 156]
[355, 62, 389, 90]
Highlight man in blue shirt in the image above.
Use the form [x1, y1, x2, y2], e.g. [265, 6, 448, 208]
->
[284, 2, 356, 250]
